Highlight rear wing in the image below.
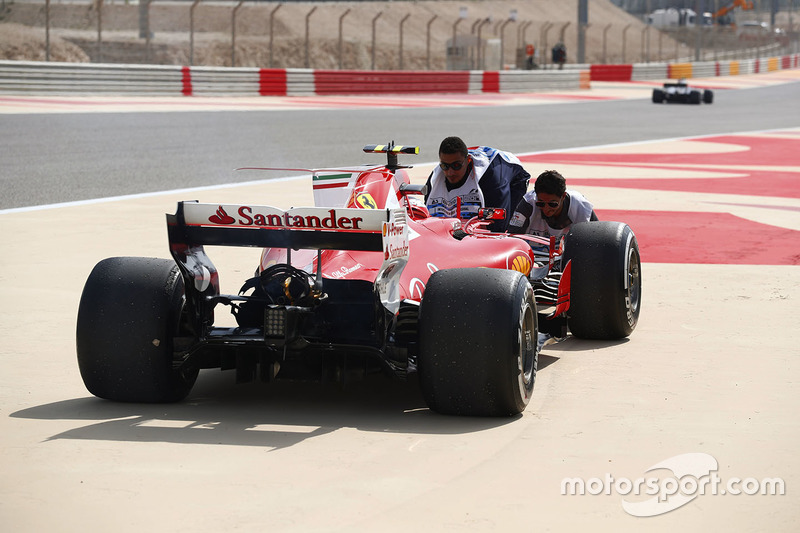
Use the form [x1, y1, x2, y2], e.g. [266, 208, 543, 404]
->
[167, 201, 401, 252]
[166, 201, 409, 317]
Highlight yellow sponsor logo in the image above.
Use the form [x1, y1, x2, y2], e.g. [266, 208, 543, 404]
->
[511, 254, 532, 276]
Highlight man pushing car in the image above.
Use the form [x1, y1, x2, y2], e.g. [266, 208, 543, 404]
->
[507, 169, 598, 238]
[424, 136, 530, 232]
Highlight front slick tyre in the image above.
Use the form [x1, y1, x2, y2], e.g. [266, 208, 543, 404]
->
[418, 268, 538, 416]
[563, 222, 641, 340]
[76, 257, 198, 402]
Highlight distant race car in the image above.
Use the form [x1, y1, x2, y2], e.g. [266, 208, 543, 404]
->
[652, 80, 713, 104]
[76, 143, 642, 416]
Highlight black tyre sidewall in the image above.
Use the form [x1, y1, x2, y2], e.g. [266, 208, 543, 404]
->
[563, 222, 642, 340]
[652, 89, 664, 103]
[76, 257, 198, 402]
[418, 268, 537, 416]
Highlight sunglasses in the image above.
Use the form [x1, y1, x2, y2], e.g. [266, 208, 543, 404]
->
[535, 200, 561, 209]
[439, 160, 466, 171]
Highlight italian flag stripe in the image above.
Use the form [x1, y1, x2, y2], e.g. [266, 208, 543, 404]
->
[312, 173, 352, 189]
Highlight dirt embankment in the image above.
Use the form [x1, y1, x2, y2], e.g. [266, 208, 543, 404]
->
[0, 1, 695, 68]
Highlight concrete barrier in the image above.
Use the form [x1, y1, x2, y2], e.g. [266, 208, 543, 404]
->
[0, 55, 797, 96]
[0, 61, 589, 96]
[632, 63, 669, 80]
[591, 53, 798, 82]
[691, 61, 718, 78]
[498, 70, 586, 93]
[0, 61, 186, 96]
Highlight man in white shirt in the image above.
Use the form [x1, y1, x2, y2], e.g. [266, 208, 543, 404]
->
[424, 136, 530, 232]
[507, 170, 597, 238]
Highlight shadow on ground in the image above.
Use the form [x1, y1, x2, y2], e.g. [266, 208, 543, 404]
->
[11, 370, 536, 449]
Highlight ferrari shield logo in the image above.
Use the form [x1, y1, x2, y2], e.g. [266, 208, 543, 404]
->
[356, 193, 377, 209]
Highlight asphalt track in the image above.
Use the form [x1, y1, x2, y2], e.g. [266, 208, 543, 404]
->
[1, 71, 800, 210]
[1, 72, 798, 532]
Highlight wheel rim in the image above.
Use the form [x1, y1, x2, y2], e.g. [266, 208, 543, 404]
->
[517, 299, 537, 395]
[626, 247, 641, 326]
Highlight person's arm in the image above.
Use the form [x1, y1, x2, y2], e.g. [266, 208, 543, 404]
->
[506, 197, 534, 234]
[423, 173, 433, 203]
[509, 166, 531, 221]
[479, 157, 523, 231]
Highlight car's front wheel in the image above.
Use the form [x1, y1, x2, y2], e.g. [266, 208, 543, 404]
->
[418, 268, 538, 416]
[563, 221, 641, 340]
[76, 257, 198, 402]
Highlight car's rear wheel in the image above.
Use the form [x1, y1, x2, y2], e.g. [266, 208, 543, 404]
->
[690, 90, 702, 104]
[418, 268, 538, 416]
[563, 222, 641, 340]
[703, 89, 714, 104]
[76, 257, 198, 402]
[652, 89, 664, 103]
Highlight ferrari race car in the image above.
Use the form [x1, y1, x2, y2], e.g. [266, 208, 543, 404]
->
[652, 80, 713, 104]
[76, 144, 641, 416]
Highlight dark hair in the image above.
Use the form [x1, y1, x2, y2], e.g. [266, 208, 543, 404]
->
[534, 170, 566, 196]
[439, 136, 468, 158]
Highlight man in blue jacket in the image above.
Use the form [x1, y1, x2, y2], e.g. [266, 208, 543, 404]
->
[424, 136, 530, 232]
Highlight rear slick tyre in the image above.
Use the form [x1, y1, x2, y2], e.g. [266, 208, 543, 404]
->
[418, 268, 538, 416]
[652, 89, 664, 103]
[563, 222, 642, 340]
[76, 257, 198, 402]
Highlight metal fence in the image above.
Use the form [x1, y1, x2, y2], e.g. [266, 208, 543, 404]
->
[7, 0, 800, 69]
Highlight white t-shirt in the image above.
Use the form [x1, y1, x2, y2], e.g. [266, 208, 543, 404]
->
[509, 189, 595, 237]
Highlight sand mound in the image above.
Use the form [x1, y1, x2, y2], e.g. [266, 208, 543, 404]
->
[1, 23, 90, 62]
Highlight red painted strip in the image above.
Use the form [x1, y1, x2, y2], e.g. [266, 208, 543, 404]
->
[519, 93, 617, 101]
[524, 135, 799, 168]
[312, 70, 471, 95]
[181, 66, 192, 96]
[596, 210, 800, 265]
[569, 174, 800, 199]
[313, 182, 351, 190]
[520, 134, 800, 198]
[259, 69, 287, 96]
[482, 71, 500, 93]
[589, 64, 632, 82]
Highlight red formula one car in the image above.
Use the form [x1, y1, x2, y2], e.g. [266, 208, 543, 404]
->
[77, 144, 641, 416]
